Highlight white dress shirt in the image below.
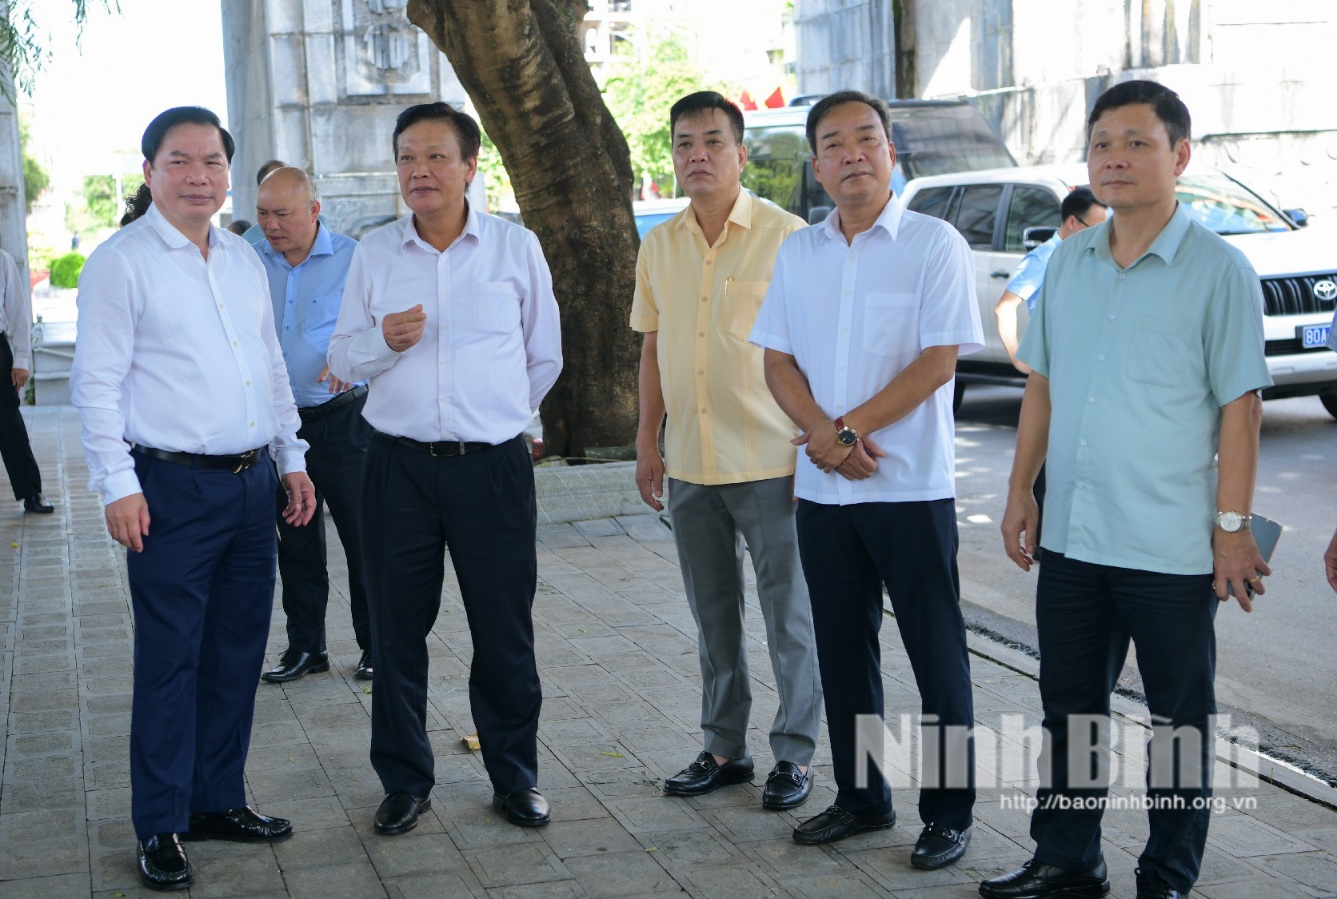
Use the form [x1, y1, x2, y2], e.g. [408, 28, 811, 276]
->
[71, 202, 308, 505]
[0, 248, 31, 370]
[328, 208, 563, 444]
[750, 195, 983, 505]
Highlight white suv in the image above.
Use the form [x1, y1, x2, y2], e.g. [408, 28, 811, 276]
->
[900, 165, 1337, 416]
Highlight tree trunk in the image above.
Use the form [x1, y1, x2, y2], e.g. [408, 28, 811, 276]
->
[406, 0, 640, 459]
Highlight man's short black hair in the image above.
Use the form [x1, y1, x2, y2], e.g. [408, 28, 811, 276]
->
[141, 107, 235, 163]
[669, 91, 745, 144]
[256, 159, 286, 185]
[805, 90, 893, 155]
[392, 102, 481, 161]
[1062, 186, 1104, 222]
[1086, 80, 1191, 148]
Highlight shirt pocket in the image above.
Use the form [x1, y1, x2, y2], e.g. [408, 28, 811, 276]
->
[1125, 315, 1199, 388]
[473, 282, 523, 335]
[723, 281, 769, 341]
[861, 293, 920, 357]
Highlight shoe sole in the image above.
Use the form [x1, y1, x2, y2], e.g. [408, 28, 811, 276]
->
[374, 797, 431, 836]
[260, 661, 330, 683]
[140, 875, 192, 892]
[492, 795, 551, 826]
[355, 670, 373, 681]
[179, 829, 292, 844]
[978, 880, 1109, 899]
[663, 770, 755, 797]
[792, 815, 896, 845]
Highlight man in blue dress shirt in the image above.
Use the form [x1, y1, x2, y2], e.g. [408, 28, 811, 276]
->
[252, 166, 373, 685]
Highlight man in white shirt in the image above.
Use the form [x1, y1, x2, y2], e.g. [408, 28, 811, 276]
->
[0, 246, 52, 513]
[750, 90, 984, 869]
[70, 107, 316, 893]
[328, 102, 562, 836]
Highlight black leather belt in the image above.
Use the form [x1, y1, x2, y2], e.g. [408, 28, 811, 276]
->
[374, 430, 499, 457]
[132, 444, 267, 474]
[298, 384, 367, 422]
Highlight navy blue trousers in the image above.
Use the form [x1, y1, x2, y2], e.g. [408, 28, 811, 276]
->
[796, 498, 976, 830]
[0, 332, 41, 500]
[361, 433, 540, 797]
[275, 392, 371, 653]
[1031, 550, 1216, 893]
[127, 452, 278, 839]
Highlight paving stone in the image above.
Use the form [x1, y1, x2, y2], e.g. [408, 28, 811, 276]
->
[282, 860, 389, 899]
[463, 842, 570, 888]
[561, 850, 678, 898]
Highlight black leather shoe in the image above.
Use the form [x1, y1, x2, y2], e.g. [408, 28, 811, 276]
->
[137, 833, 192, 891]
[493, 786, 551, 826]
[1135, 867, 1181, 899]
[183, 806, 293, 843]
[355, 649, 373, 681]
[374, 791, 430, 835]
[23, 493, 53, 514]
[261, 648, 329, 683]
[663, 751, 754, 796]
[762, 761, 813, 810]
[792, 804, 896, 845]
[979, 857, 1110, 899]
[912, 822, 970, 869]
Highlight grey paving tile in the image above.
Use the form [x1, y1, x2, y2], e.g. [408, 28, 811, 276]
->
[0, 873, 92, 898]
[561, 850, 678, 898]
[282, 860, 389, 899]
[462, 842, 570, 888]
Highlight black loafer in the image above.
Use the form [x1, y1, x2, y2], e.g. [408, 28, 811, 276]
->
[1135, 866, 1181, 899]
[183, 806, 292, 843]
[979, 856, 1110, 899]
[261, 648, 329, 683]
[355, 649, 373, 681]
[374, 791, 430, 836]
[663, 751, 754, 796]
[792, 804, 896, 845]
[912, 822, 970, 869]
[137, 833, 192, 891]
[493, 786, 551, 826]
[23, 493, 53, 514]
[762, 761, 813, 810]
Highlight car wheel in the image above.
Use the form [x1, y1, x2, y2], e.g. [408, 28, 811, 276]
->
[953, 380, 966, 414]
[1321, 390, 1337, 420]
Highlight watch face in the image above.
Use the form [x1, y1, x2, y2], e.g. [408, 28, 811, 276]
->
[837, 428, 857, 447]
[1218, 511, 1242, 531]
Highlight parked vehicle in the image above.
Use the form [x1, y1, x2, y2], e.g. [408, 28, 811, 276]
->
[899, 164, 1337, 416]
[633, 197, 690, 237]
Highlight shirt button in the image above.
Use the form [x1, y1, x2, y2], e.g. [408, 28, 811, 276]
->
[1088, 397, 1095, 403]
[1077, 481, 1085, 489]
[1119, 274, 1126, 280]
[698, 331, 705, 337]
[701, 408, 708, 414]
[1108, 314, 1115, 320]
[249, 421, 255, 427]
[701, 296, 708, 303]
[245, 380, 251, 386]
[704, 259, 713, 265]
[1080, 439, 1087, 446]
[697, 370, 705, 376]
[232, 341, 239, 347]
[1098, 354, 1106, 361]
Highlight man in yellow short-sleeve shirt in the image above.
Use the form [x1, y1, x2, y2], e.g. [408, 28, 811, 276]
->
[631, 91, 822, 812]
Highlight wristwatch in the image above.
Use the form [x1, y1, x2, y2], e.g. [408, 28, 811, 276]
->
[1215, 510, 1252, 533]
[834, 416, 858, 447]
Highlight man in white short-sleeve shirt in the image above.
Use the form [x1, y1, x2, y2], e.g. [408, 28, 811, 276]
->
[750, 90, 983, 870]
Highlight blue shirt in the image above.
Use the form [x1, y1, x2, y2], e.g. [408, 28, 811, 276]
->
[1005, 232, 1062, 313]
[254, 224, 360, 408]
[1018, 203, 1271, 575]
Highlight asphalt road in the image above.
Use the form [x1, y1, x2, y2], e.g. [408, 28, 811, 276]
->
[951, 384, 1337, 783]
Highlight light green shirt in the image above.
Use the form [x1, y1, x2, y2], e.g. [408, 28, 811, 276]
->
[1018, 203, 1271, 574]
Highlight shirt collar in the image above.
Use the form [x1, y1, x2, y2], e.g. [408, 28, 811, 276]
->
[679, 188, 754, 239]
[820, 192, 903, 243]
[403, 203, 480, 252]
[145, 201, 220, 252]
[255, 221, 334, 267]
[1090, 201, 1191, 268]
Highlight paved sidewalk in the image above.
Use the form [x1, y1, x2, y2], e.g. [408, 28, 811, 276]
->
[3, 406, 1337, 898]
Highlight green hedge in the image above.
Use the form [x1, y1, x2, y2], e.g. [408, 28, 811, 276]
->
[49, 252, 86, 288]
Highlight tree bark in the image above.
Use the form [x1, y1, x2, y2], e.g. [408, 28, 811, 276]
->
[406, 0, 640, 458]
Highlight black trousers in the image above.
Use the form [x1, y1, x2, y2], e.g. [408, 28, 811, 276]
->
[361, 432, 540, 797]
[275, 391, 371, 653]
[127, 451, 278, 838]
[1030, 550, 1216, 893]
[0, 332, 41, 500]
[796, 498, 976, 831]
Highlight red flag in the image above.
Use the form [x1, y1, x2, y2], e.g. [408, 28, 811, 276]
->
[738, 90, 758, 111]
[764, 87, 784, 108]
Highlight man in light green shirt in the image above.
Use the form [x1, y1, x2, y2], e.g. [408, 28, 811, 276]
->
[985, 81, 1271, 899]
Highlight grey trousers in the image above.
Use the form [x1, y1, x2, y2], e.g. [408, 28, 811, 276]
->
[668, 476, 823, 764]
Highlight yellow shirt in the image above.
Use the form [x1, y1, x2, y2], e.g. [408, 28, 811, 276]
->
[630, 190, 805, 485]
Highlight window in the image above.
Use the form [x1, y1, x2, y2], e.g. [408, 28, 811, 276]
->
[954, 186, 1003, 249]
[1004, 187, 1062, 252]
[906, 186, 955, 222]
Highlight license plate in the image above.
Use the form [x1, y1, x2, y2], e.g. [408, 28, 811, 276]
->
[1300, 323, 1332, 349]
